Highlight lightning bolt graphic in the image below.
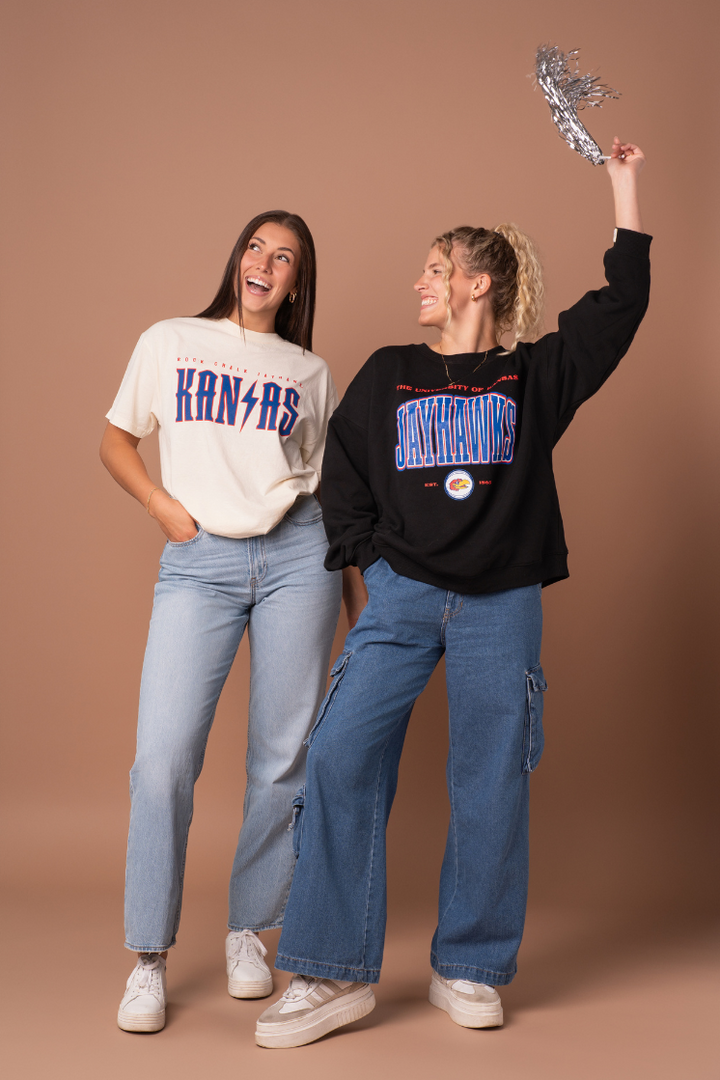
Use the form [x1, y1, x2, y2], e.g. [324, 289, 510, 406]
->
[240, 380, 259, 430]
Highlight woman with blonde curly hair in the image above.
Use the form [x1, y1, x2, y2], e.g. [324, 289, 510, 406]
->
[256, 140, 650, 1047]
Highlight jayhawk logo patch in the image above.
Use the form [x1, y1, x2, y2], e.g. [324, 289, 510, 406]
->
[444, 470, 474, 500]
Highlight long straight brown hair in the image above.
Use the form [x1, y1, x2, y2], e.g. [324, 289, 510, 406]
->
[195, 210, 317, 352]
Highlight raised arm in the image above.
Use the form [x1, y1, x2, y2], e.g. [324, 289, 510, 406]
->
[537, 139, 651, 438]
[607, 136, 645, 232]
[99, 421, 198, 543]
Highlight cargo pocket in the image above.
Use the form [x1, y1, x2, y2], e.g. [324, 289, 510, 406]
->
[289, 785, 305, 858]
[522, 664, 547, 774]
[304, 651, 352, 749]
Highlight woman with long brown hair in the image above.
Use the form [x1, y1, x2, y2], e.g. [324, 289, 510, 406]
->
[101, 210, 365, 1032]
[255, 141, 650, 1047]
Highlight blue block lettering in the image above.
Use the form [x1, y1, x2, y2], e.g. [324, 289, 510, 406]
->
[406, 401, 424, 468]
[195, 370, 217, 421]
[215, 374, 242, 425]
[395, 404, 407, 470]
[434, 396, 454, 465]
[416, 397, 436, 467]
[452, 398, 471, 464]
[257, 382, 282, 430]
[240, 381, 260, 429]
[502, 399, 516, 461]
[175, 368, 196, 422]
[279, 387, 300, 436]
[490, 393, 505, 462]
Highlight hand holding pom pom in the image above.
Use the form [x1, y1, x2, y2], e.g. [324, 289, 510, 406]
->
[606, 137, 646, 180]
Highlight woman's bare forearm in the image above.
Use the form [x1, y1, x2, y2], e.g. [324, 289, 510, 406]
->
[607, 137, 645, 233]
[99, 421, 197, 541]
[613, 173, 643, 232]
[100, 422, 158, 507]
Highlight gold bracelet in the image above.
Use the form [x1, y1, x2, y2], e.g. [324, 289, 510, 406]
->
[146, 487, 159, 513]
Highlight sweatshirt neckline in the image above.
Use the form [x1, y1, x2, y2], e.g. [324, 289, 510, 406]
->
[421, 343, 505, 364]
[219, 318, 283, 345]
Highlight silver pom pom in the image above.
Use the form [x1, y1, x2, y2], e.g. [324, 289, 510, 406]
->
[534, 44, 620, 166]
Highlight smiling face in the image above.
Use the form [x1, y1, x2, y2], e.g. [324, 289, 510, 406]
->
[237, 222, 300, 326]
[414, 244, 475, 330]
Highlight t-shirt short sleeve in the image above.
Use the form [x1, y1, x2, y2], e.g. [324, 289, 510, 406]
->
[302, 368, 339, 477]
[106, 331, 160, 438]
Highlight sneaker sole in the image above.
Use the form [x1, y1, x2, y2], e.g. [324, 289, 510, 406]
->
[228, 975, 274, 999]
[117, 1007, 166, 1033]
[255, 985, 376, 1048]
[429, 977, 503, 1029]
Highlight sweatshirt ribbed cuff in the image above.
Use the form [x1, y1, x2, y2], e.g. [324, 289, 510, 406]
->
[353, 539, 379, 574]
[613, 228, 652, 256]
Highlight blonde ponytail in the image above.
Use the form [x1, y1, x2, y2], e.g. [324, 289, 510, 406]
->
[493, 223, 544, 352]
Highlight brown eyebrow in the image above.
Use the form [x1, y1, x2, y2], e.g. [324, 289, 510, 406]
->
[250, 235, 296, 255]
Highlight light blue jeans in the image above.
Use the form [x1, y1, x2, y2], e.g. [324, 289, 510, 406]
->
[124, 495, 342, 952]
[275, 558, 545, 986]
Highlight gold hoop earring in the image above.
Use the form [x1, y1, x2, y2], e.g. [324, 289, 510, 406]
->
[289, 291, 297, 304]
[470, 292, 477, 302]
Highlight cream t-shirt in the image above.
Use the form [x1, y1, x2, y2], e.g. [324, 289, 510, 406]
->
[107, 317, 338, 538]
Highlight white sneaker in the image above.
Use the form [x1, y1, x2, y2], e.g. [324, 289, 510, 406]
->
[117, 954, 167, 1032]
[255, 975, 376, 1048]
[429, 971, 503, 1028]
[226, 930, 273, 999]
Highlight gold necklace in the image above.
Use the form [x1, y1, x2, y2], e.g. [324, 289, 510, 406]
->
[439, 344, 489, 389]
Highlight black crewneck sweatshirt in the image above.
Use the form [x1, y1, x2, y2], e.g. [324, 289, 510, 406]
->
[321, 228, 652, 594]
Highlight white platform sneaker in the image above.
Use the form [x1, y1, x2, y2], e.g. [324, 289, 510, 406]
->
[429, 971, 503, 1028]
[117, 954, 167, 1032]
[226, 930, 273, 999]
[256, 975, 376, 1048]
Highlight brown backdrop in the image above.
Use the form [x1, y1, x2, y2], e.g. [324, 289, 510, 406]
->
[2, 1, 719, 1077]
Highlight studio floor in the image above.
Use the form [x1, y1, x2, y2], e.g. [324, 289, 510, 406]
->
[4, 886, 717, 1080]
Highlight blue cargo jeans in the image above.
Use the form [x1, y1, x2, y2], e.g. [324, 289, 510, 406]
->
[275, 557, 545, 986]
[124, 495, 342, 952]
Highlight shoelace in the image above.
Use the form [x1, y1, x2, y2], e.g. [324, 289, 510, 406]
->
[129, 955, 163, 995]
[280, 974, 319, 1002]
[227, 929, 268, 965]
